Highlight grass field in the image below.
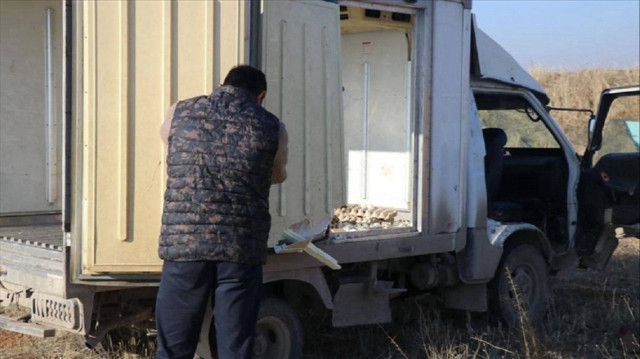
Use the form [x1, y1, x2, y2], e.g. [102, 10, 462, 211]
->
[531, 67, 639, 154]
[1, 67, 639, 358]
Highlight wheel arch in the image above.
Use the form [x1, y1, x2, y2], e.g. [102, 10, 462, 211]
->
[489, 221, 553, 263]
[263, 267, 333, 311]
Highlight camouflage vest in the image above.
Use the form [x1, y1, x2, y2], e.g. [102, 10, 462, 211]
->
[159, 86, 280, 264]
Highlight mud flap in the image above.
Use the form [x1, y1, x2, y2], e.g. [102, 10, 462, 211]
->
[443, 283, 487, 312]
[579, 224, 619, 271]
[332, 282, 396, 327]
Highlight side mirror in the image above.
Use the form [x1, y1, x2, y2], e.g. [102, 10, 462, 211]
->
[587, 114, 596, 145]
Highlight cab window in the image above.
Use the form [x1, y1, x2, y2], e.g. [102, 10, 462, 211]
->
[477, 95, 560, 149]
[594, 96, 640, 163]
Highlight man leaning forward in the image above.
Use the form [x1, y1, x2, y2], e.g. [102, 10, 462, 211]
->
[155, 65, 288, 359]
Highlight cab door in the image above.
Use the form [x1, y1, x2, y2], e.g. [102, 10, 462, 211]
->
[577, 86, 640, 269]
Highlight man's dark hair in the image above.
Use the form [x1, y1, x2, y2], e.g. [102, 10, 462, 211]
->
[223, 65, 267, 97]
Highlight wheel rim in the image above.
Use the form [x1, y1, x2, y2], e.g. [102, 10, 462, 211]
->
[506, 263, 537, 309]
[253, 315, 291, 359]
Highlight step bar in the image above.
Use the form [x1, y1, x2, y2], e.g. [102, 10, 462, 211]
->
[0, 315, 56, 337]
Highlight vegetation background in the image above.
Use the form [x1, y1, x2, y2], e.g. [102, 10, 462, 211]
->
[1, 67, 639, 359]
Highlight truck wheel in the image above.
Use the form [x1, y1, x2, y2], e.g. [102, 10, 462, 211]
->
[80, 323, 155, 356]
[488, 243, 548, 327]
[253, 297, 303, 359]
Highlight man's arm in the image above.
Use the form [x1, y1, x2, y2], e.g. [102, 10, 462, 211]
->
[160, 103, 177, 145]
[272, 121, 288, 184]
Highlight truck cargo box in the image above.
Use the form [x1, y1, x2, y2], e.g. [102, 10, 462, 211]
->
[1, 0, 473, 297]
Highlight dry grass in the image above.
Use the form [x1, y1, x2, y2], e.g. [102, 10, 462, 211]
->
[303, 236, 639, 359]
[4, 241, 627, 358]
[3, 235, 636, 359]
[0, 331, 112, 359]
[531, 66, 639, 153]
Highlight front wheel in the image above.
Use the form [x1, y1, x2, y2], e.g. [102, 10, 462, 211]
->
[488, 243, 549, 327]
[253, 297, 303, 359]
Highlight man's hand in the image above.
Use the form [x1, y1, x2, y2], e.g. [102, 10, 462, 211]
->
[160, 103, 177, 145]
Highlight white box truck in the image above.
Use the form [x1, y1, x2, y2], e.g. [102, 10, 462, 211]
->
[1, 0, 638, 358]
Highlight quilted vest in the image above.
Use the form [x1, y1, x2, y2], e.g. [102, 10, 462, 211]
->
[159, 86, 280, 264]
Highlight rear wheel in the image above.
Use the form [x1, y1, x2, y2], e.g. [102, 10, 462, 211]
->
[78, 319, 156, 357]
[489, 243, 548, 327]
[97, 323, 156, 355]
[253, 297, 303, 359]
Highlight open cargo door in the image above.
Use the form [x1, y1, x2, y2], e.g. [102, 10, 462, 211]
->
[0, 0, 63, 216]
[262, 0, 344, 246]
[76, 0, 343, 277]
[75, 1, 248, 275]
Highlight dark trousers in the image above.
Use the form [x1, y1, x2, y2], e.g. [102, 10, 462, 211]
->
[155, 260, 263, 359]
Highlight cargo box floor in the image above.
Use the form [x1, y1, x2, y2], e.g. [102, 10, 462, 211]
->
[0, 225, 64, 251]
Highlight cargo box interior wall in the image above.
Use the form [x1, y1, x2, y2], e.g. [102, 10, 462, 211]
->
[0, 0, 64, 220]
[331, 5, 417, 238]
[0, 0, 66, 295]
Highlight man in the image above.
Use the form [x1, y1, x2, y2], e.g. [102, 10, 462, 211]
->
[155, 65, 288, 359]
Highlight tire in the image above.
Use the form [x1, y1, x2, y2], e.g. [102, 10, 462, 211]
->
[488, 243, 548, 327]
[253, 297, 303, 359]
[79, 323, 156, 357]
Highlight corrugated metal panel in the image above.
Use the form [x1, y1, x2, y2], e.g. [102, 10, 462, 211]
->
[0, 1, 63, 214]
[79, 0, 247, 273]
[262, 0, 344, 246]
